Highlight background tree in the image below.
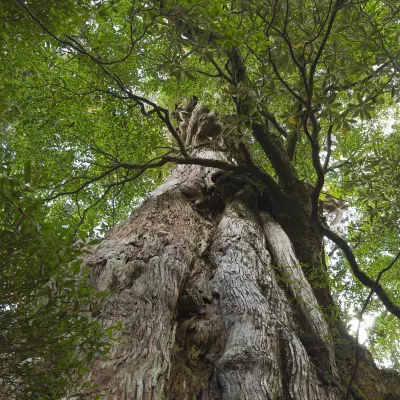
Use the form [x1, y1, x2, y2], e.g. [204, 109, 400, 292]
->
[1, 0, 400, 398]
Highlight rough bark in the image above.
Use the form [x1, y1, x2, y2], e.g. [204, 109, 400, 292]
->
[82, 105, 400, 400]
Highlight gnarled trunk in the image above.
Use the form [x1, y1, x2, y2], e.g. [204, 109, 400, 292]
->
[83, 105, 400, 400]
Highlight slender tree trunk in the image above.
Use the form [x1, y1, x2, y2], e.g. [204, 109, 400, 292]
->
[83, 105, 400, 400]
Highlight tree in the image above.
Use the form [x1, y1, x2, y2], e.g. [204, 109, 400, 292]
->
[2, 0, 400, 398]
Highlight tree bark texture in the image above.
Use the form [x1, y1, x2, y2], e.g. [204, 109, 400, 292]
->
[83, 105, 400, 400]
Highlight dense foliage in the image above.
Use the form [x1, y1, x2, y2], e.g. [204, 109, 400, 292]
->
[1, 0, 400, 396]
[0, 149, 117, 398]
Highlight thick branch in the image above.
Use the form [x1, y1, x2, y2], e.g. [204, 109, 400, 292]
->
[308, 0, 343, 99]
[252, 123, 298, 186]
[321, 223, 400, 319]
[302, 112, 325, 221]
[345, 249, 400, 399]
[49, 153, 284, 206]
[228, 47, 298, 186]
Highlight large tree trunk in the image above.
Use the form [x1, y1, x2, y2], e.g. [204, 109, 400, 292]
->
[83, 105, 400, 399]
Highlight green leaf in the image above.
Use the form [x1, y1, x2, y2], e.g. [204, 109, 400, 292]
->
[23, 160, 31, 184]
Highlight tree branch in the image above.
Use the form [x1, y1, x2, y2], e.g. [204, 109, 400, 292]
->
[267, 47, 307, 105]
[324, 61, 391, 94]
[323, 123, 334, 172]
[227, 47, 298, 186]
[345, 249, 400, 399]
[258, 109, 288, 138]
[321, 223, 400, 319]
